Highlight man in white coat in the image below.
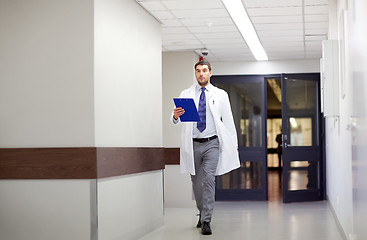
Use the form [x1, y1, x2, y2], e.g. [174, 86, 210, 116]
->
[172, 60, 240, 235]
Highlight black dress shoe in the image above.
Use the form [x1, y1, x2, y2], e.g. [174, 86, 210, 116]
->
[201, 221, 212, 235]
[196, 214, 201, 228]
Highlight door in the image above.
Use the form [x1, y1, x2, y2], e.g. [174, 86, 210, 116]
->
[212, 75, 268, 200]
[281, 73, 324, 203]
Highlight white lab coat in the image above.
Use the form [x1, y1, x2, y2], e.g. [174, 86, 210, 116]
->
[173, 84, 240, 176]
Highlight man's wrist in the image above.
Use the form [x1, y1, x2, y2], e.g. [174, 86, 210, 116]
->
[172, 116, 179, 124]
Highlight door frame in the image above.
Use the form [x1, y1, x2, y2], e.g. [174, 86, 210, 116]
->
[212, 73, 325, 202]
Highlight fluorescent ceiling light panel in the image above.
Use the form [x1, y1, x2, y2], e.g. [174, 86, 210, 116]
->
[222, 0, 268, 61]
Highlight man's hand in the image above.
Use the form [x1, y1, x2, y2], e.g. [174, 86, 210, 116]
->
[173, 107, 185, 120]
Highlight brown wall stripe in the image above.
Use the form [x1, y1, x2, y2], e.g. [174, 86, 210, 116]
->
[0, 147, 172, 180]
[163, 148, 180, 165]
[97, 148, 165, 178]
[0, 148, 97, 179]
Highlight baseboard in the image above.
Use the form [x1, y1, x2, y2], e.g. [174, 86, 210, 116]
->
[326, 196, 348, 240]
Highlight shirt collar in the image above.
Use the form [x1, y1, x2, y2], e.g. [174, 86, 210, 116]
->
[196, 83, 213, 92]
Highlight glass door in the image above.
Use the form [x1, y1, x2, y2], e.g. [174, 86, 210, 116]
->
[281, 73, 323, 203]
[212, 75, 268, 200]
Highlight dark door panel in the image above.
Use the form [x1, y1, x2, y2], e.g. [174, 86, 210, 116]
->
[281, 73, 323, 203]
[212, 75, 268, 201]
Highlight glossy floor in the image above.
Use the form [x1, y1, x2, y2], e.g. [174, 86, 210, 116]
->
[140, 172, 344, 240]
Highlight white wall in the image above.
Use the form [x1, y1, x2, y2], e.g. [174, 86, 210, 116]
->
[324, 0, 367, 240]
[0, 0, 164, 239]
[0, 0, 95, 148]
[349, 1, 367, 239]
[98, 171, 163, 240]
[162, 51, 198, 148]
[162, 52, 198, 208]
[164, 165, 196, 208]
[94, 0, 164, 239]
[212, 59, 320, 75]
[0, 180, 96, 240]
[0, 1, 96, 239]
[94, 0, 162, 148]
[324, 0, 355, 239]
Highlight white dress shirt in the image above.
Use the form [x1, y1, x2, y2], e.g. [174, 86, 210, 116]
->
[192, 84, 217, 138]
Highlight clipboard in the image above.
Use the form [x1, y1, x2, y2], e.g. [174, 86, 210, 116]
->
[173, 98, 201, 122]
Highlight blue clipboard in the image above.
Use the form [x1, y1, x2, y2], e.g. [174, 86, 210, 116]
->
[173, 98, 201, 122]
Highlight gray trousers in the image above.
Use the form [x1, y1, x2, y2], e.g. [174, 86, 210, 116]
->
[191, 138, 219, 223]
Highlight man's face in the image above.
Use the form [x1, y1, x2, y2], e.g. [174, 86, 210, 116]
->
[195, 64, 212, 87]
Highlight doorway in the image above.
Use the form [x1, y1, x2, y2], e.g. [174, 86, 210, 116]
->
[212, 73, 324, 202]
[266, 77, 283, 201]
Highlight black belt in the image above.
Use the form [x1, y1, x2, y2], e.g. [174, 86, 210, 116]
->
[193, 135, 218, 143]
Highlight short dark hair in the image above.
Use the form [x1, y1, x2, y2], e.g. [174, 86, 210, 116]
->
[194, 60, 212, 71]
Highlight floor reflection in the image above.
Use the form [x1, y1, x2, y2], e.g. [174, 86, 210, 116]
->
[140, 170, 343, 240]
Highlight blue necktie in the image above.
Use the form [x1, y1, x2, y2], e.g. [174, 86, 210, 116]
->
[197, 87, 206, 132]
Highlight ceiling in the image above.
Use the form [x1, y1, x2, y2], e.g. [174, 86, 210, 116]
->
[136, 0, 329, 62]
